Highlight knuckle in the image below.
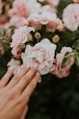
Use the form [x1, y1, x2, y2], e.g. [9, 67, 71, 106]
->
[19, 96, 25, 103]
[25, 69, 37, 79]
[13, 75, 20, 80]
[25, 74, 31, 80]
[8, 91, 16, 100]
[22, 67, 28, 72]
[19, 97, 24, 102]
[31, 68, 37, 72]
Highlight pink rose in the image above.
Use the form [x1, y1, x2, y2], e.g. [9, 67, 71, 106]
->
[63, 4, 79, 31]
[26, 0, 41, 14]
[7, 58, 21, 74]
[22, 38, 56, 75]
[51, 47, 74, 78]
[11, 26, 34, 55]
[8, 59, 35, 76]
[9, 0, 29, 18]
[9, 16, 27, 27]
[56, 47, 73, 65]
[52, 58, 74, 78]
[28, 12, 63, 32]
[27, 13, 42, 29]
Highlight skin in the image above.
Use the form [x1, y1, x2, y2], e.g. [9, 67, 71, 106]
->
[0, 67, 40, 119]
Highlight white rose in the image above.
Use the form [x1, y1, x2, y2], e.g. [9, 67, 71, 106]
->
[63, 4, 79, 31]
[22, 38, 56, 75]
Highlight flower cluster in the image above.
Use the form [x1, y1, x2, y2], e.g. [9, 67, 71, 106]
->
[0, 0, 79, 79]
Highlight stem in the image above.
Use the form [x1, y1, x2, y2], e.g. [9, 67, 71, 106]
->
[65, 52, 75, 58]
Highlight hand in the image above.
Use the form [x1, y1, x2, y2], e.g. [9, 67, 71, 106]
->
[0, 67, 40, 119]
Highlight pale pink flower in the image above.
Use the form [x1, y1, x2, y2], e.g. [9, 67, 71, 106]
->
[7, 59, 27, 75]
[27, 13, 42, 29]
[7, 58, 21, 74]
[21, 38, 56, 75]
[11, 47, 21, 58]
[9, 16, 27, 27]
[62, 4, 79, 31]
[52, 58, 74, 78]
[56, 47, 73, 65]
[9, 0, 29, 18]
[11, 26, 34, 55]
[51, 47, 74, 78]
[11, 26, 34, 48]
[28, 12, 63, 32]
[26, 0, 41, 14]
[40, 5, 57, 14]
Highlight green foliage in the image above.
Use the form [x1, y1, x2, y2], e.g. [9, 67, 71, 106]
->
[0, 26, 15, 77]
[74, 50, 79, 68]
[62, 55, 72, 68]
[72, 40, 79, 51]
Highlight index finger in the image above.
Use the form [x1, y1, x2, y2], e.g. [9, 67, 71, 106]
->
[21, 72, 40, 103]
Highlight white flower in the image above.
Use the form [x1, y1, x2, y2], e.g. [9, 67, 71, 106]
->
[26, 0, 41, 14]
[21, 38, 56, 75]
[39, 5, 57, 13]
[56, 46, 73, 65]
[10, 26, 34, 56]
[62, 4, 79, 31]
[7, 58, 21, 74]
[27, 11, 63, 32]
[51, 47, 74, 78]
[11, 26, 34, 48]
[9, 16, 27, 27]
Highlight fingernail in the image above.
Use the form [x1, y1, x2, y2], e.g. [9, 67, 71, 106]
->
[38, 77, 41, 83]
[21, 65, 30, 69]
[8, 66, 14, 71]
[36, 72, 40, 76]
[36, 72, 41, 83]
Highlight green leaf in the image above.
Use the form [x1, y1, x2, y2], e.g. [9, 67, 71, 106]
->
[72, 40, 79, 50]
[74, 51, 79, 67]
[0, 28, 5, 36]
[62, 55, 72, 68]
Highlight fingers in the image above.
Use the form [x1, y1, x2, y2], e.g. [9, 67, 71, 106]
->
[0, 68, 14, 88]
[11, 68, 37, 95]
[20, 106, 28, 119]
[22, 72, 40, 103]
[7, 67, 30, 89]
